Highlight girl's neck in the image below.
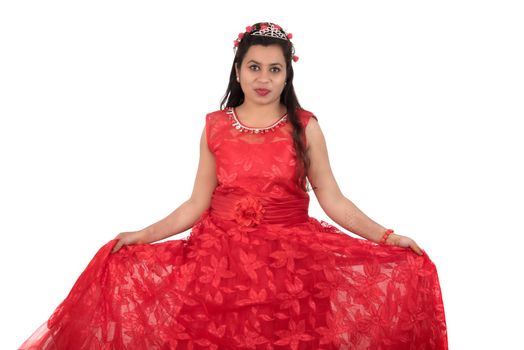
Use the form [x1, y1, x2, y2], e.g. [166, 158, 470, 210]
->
[235, 102, 287, 122]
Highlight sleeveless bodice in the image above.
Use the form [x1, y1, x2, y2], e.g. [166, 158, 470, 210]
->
[205, 107, 317, 227]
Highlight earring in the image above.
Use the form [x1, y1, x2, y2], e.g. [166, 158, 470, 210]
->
[236, 76, 240, 82]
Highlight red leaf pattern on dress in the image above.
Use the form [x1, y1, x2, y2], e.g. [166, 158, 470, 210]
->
[239, 248, 267, 283]
[199, 255, 236, 288]
[274, 319, 315, 349]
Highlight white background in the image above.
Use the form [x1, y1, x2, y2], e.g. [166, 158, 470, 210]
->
[1, 1, 523, 348]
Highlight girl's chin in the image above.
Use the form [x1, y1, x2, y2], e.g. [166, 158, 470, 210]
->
[248, 93, 270, 100]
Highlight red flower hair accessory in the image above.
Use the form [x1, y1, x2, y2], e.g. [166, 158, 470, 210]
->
[233, 195, 265, 227]
[233, 22, 299, 63]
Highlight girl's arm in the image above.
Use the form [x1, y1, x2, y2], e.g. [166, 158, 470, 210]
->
[305, 118, 391, 244]
[137, 126, 218, 244]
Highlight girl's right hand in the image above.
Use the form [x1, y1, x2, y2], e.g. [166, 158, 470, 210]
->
[111, 231, 144, 254]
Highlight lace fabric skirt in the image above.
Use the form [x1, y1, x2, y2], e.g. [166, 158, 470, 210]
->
[19, 208, 448, 349]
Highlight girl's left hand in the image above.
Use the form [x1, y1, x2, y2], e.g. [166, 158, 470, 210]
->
[385, 233, 424, 256]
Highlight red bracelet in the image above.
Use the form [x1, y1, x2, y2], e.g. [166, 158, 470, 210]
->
[379, 229, 394, 244]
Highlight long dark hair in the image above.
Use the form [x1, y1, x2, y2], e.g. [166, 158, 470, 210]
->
[220, 22, 312, 193]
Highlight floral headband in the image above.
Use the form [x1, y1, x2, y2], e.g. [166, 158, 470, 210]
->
[233, 22, 299, 62]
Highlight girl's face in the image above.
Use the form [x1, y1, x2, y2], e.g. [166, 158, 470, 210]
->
[235, 44, 287, 106]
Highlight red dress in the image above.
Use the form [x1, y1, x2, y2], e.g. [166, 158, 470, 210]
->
[20, 107, 448, 349]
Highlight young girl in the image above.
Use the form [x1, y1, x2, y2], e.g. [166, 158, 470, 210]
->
[20, 22, 448, 349]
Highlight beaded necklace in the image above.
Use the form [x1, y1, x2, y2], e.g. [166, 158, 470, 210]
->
[226, 107, 288, 134]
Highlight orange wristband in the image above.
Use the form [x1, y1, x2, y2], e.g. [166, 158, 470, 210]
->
[379, 229, 394, 244]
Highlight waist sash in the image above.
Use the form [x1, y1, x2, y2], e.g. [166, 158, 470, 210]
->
[210, 191, 309, 226]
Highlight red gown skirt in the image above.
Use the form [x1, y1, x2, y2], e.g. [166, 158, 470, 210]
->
[19, 191, 448, 349]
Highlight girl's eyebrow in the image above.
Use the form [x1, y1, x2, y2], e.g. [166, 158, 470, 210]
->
[247, 60, 283, 67]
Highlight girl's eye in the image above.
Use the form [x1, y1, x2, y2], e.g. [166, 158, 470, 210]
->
[249, 65, 280, 73]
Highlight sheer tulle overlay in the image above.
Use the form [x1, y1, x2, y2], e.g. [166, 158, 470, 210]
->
[20, 108, 448, 349]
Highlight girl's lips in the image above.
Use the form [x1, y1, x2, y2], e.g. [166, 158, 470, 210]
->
[255, 89, 270, 96]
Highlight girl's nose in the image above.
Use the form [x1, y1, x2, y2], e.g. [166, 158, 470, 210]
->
[258, 70, 270, 82]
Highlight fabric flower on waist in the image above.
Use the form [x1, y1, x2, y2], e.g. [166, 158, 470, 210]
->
[233, 195, 265, 227]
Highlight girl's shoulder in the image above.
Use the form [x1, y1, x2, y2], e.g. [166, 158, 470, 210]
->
[205, 108, 232, 132]
[205, 108, 228, 122]
[295, 107, 318, 128]
[204, 109, 233, 153]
